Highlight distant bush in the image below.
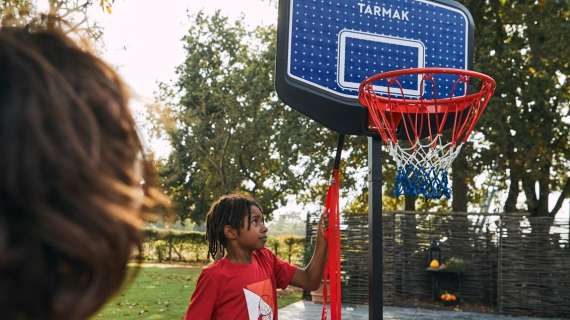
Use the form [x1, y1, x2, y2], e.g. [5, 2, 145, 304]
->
[268, 238, 281, 256]
[142, 228, 208, 262]
[269, 235, 305, 265]
[141, 228, 305, 265]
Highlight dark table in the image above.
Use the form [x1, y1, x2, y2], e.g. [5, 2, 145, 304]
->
[426, 268, 463, 301]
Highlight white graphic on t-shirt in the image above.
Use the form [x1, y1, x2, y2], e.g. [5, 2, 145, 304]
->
[243, 288, 273, 320]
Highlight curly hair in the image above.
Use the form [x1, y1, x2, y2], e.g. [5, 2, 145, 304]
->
[0, 20, 166, 319]
[205, 194, 262, 259]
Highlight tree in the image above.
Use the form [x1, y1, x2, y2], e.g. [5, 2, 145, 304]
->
[0, 0, 114, 40]
[461, 0, 570, 217]
[347, 1, 570, 216]
[151, 12, 331, 223]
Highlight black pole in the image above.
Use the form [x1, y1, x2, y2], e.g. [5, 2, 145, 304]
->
[333, 135, 345, 170]
[368, 136, 383, 320]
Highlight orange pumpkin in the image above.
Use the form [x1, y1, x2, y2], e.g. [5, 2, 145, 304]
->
[429, 259, 440, 269]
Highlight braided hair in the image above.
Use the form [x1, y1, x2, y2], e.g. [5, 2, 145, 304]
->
[205, 194, 261, 259]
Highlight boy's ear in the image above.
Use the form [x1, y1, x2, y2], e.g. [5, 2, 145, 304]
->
[223, 225, 238, 240]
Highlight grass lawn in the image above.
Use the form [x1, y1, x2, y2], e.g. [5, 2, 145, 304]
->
[94, 263, 303, 320]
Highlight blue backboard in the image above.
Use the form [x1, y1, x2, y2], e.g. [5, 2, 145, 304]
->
[276, 0, 474, 134]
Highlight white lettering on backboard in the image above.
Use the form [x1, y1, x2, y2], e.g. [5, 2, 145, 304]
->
[357, 3, 409, 21]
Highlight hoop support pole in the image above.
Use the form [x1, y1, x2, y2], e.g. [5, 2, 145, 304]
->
[334, 135, 345, 170]
[368, 136, 383, 320]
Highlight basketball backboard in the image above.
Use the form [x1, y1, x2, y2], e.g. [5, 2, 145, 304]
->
[275, 0, 474, 135]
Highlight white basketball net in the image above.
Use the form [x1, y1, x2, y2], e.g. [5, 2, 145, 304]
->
[387, 135, 463, 198]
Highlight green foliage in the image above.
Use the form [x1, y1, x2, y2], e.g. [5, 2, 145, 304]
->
[150, 4, 570, 220]
[143, 228, 208, 262]
[459, 0, 570, 215]
[302, 237, 314, 268]
[0, 0, 115, 40]
[0, 0, 32, 26]
[345, 190, 369, 214]
[153, 240, 168, 262]
[350, 2, 570, 214]
[150, 11, 332, 223]
[267, 238, 281, 256]
[142, 227, 304, 265]
[268, 235, 304, 265]
[144, 228, 206, 243]
[283, 236, 304, 263]
[148, 11, 425, 223]
[445, 257, 466, 272]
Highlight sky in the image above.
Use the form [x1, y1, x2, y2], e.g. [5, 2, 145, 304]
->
[89, 0, 279, 163]
[90, 0, 316, 217]
[94, 0, 277, 106]
[88, 0, 569, 223]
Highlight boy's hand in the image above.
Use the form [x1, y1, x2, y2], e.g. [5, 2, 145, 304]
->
[290, 210, 328, 291]
[317, 210, 328, 244]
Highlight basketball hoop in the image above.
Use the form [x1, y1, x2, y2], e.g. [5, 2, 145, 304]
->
[358, 68, 495, 199]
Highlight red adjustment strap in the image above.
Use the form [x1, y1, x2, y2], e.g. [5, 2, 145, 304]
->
[321, 170, 343, 319]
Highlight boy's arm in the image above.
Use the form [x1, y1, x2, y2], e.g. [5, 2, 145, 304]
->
[289, 212, 327, 291]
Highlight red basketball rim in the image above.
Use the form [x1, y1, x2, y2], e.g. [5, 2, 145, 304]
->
[358, 67, 496, 112]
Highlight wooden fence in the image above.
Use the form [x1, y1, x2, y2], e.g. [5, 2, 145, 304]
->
[305, 211, 570, 318]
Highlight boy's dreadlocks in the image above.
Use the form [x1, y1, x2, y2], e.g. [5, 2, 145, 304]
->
[205, 194, 261, 259]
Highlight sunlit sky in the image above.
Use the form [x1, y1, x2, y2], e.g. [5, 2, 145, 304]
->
[87, 0, 568, 221]
[95, 0, 277, 105]
[90, 0, 314, 217]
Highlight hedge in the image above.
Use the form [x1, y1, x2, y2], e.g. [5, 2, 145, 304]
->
[141, 228, 305, 265]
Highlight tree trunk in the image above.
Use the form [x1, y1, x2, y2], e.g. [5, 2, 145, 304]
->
[452, 148, 468, 212]
[404, 195, 416, 211]
[550, 179, 570, 216]
[522, 176, 543, 216]
[504, 167, 521, 212]
[537, 175, 550, 216]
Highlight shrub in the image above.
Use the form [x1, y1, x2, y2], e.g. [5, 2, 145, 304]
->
[141, 228, 306, 265]
[142, 228, 208, 262]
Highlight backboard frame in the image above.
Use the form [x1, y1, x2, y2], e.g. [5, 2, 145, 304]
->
[275, 0, 475, 135]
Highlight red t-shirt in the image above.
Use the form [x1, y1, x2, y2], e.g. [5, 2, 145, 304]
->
[184, 248, 298, 320]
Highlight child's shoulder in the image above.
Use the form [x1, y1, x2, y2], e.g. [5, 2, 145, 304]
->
[254, 247, 274, 258]
[204, 258, 227, 270]
[253, 247, 279, 262]
[199, 257, 244, 279]
[199, 259, 227, 277]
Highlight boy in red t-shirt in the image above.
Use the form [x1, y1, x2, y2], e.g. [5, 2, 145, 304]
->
[184, 193, 326, 320]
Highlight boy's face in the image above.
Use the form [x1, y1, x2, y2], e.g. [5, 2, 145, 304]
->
[236, 205, 268, 251]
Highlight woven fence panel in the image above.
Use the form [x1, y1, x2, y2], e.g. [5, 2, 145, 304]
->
[340, 214, 396, 305]
[385, 212, 497, 306]
[438, 213, 498, 305]
[498, 215, 570, 318]
[306, 211, 569, 318]
[393, 212, 432, 301]
[305, 212, 395, 305]
[341, 214, 369, 304]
